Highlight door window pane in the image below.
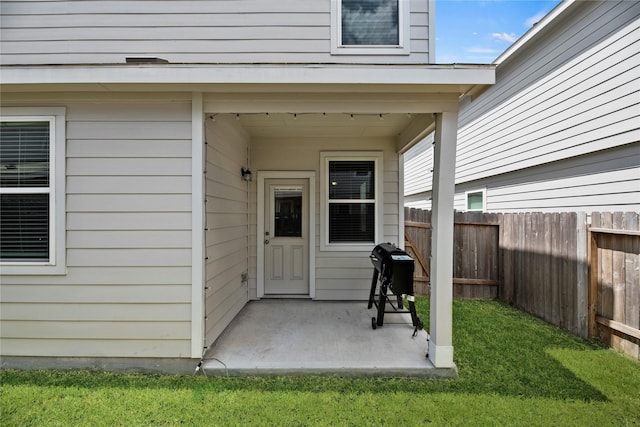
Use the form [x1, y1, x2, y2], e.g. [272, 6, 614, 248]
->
[274, 188, 302, 237]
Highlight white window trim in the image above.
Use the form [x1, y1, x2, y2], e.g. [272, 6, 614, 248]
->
[320, 151, 383, 251]
[0, 107, 66, 275]
[465, 188, 486, 212]
[331, 0, 411, 56]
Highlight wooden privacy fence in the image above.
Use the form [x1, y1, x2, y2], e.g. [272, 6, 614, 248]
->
[405, 209, 500, 298]
[589, 212, 639, 360]
[405, 208, 640, 359]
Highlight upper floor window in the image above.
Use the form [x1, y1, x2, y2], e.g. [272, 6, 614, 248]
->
[0, 108, 66, 274]
[331, 0, 410, 55]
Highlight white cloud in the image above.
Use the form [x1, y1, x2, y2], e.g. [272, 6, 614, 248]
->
[525, 11, 547, 28]
[491, 32, 517, 43]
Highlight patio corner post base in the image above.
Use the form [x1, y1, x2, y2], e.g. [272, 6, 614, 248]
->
[428, 341, 455, 368]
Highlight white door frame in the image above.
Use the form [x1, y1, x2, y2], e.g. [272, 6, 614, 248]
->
[257, 171, 316, 299]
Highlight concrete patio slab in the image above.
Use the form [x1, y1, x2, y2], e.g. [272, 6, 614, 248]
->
[202, 300, 457, 378]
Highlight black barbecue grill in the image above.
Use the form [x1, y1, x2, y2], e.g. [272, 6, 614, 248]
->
[368, 243, 423, 334]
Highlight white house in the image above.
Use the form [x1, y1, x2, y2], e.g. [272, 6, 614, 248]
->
[404, 0, 640, 214]
[0, 0, 494, 372]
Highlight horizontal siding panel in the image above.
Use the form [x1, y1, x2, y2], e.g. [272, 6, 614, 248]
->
[1, 26, 329, 42]
[2, 39, 332, 54]
[66, 102, 191, 121]
[489, 193, 637, 211]
[205, 248, 246, 278]
[1, 285, 191, 303]
[490, 178, 639, 203]
[458, 78, 639, 172]
[208, 225, 248, 246]
[205, 260, 246, 292]
[0, 303, 191, 321]
[458, 68, 639, 162]
[490, 172, 639, 201]
[0, 13, 328, 29]
[1, 1, 330, 14]
[67, 176, 191, 194]
[67, 140, 191, 158]
[0, 338, 191, 358]
[67, 158, 191, 176]
[67, 249, 192, 267]
[67, 212, 191, 230]
[458, 113, 639, 182]
[316, 257, 372, 269]
[1, 321, 190, 340]
[207, 240, 247, 262]
[67, 230, 191, 249]
[449, 144, 640, 214]
[316, 268, 372, 280]
[67, 194, 192, 212]
[67, 121, 191, 140]
[1, 267, 191, 285]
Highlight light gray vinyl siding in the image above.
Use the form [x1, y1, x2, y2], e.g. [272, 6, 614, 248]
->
[203, 115, 250, 347]
[403, 132, 433, 196]
[0, 94, 194, 358]
[404, 1, 640, 214]
[457, 0, 639, 183]
[251, 136, 399, 301]
[0, 0, 431, 65]
[453, 143, 640, 214]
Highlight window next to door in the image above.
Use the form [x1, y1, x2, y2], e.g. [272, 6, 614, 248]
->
[320, 151, 383, 251]
[0, 108, 66, 274]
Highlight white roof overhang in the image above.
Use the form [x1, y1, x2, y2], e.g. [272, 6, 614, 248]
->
[0, 63, 495, 94]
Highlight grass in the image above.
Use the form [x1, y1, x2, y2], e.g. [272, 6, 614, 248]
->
[2, 298, 639, 426]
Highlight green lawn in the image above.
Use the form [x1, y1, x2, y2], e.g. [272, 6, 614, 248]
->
[2, 299, 639, 426]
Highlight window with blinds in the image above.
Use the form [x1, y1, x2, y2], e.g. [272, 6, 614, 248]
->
[0, 120, 52, 262]
[328, 160, 375, 243]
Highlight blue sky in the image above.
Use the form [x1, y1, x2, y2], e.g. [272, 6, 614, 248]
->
[435, 0, 562, 63]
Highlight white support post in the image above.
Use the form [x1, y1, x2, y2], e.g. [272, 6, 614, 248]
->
[428, 111, 458, 368]
[191, 92, 205, 359]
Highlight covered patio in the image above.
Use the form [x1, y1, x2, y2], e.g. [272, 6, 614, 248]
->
[202, 299, 456, 377]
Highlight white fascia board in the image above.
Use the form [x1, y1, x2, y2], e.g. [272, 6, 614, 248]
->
[0, 64, 494, 89]
[494, 0, 576, 65]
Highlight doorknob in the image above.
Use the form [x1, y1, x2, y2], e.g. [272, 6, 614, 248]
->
[264, 239, 270, 245]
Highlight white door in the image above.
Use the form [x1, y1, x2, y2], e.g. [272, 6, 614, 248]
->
[264, 178, 309, 296]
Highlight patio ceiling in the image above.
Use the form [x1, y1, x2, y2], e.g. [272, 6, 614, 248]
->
[223, 112, 427, 140]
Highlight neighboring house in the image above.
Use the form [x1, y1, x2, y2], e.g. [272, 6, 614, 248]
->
[0, 0, 494, 371]
[404, 0, 640, 214]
